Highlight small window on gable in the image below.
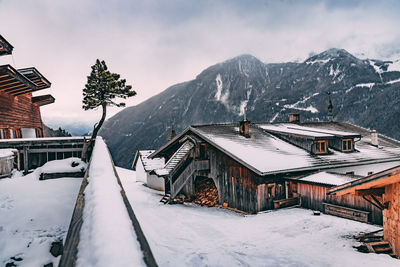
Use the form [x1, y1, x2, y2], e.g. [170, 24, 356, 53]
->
[315, 140, 327, 154]
[342, 139, 353, 152]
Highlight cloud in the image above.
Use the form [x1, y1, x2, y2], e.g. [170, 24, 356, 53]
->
[0, 0, 399, 126]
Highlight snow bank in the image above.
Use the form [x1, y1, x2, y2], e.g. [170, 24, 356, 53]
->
[77, 137, 145, 267]
[118, 167, 398, 267]
[38, 157, 87, 174]
[0, 148, 17, 158]
[0, 170, 82, 266]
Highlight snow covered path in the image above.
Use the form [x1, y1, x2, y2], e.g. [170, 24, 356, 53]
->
[0, 172, 82, 266]
[117, 167, 400, 267]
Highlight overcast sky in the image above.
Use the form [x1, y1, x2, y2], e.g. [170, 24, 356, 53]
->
[1, 0, 399, 127]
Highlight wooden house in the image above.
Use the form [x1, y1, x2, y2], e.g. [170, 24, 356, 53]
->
[149, 115, 400, 218]
[0, 34, 54, 139]
[329, 166, 400, 257]
[132, 150, 165, 191]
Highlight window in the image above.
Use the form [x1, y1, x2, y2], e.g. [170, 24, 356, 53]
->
[342, 139, 353, 152]
[0, 129, 5, 139]
[9, 129, 15, 139]
[315, 140, 327, 154]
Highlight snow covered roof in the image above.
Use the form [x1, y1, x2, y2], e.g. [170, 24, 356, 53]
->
[0, 148, 17, 158]
[259, 123, 361, 139]
[152, 121, 400, 176]
[294, 171, 361, 186]
[132, 150, 165, 172]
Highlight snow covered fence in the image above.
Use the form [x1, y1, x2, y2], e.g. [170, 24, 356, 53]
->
[59, 137, 156, 267]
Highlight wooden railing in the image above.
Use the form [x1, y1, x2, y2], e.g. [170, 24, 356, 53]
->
[0, 137, 87, 173]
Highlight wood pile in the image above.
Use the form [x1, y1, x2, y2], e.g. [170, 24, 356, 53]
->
[193, 177, 218, 207]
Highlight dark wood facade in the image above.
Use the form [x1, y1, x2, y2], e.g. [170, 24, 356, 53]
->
[151, 123, 397, 220]
[0, 91, 44, 137]
[0, 35, 53, 139]
[159, 135, 289, 214]
[291, 181, 382, 224]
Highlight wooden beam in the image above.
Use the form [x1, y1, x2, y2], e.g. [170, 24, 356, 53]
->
[355, 188, 385, 196]
[28, 148, 82, 153]
[0, 78, 17, 86]
[23, 146, 29, 174]
[334, 173, 400, 196]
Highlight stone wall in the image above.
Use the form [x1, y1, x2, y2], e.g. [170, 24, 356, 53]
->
[383, 182, 400, 256]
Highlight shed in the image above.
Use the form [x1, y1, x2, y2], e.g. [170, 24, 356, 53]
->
[329, 165, 400, 257]
[132, 150, 165, 191]
[289, 172, 382, 224]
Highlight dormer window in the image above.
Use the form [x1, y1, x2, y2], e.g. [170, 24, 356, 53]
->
[315, 140, 328, 154]
[342, 139, 353, 152]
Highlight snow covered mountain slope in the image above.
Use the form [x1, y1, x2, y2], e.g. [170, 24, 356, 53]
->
[100, 49, 400, 168]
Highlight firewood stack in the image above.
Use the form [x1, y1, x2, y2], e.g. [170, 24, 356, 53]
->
[193, 177, 218, 207]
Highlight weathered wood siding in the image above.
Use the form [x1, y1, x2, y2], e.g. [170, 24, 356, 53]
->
[295, 182, 382, 224]
[383, 182, 400, 256]
[0, 91, 43, 134]
[207, 147, 282, 213]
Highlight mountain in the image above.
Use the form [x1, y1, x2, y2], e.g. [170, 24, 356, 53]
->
[99, 49, 400, 168]
[44, 121, 93, 136]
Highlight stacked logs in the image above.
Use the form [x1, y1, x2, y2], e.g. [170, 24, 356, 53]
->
[193, 177, 218, 207]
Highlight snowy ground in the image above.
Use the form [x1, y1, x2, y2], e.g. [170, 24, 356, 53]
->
[117, 167, 400, 267]
[0, 171, 82, 266]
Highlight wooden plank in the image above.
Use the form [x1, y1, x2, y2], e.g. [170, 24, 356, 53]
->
[355, 188, 385, 196]
[28, 148, 82, 153]
[323, 203, 369, 223]
[273, 197, 299, 209]
[58, 166, 89, 267]
[39, 172, 85, 180]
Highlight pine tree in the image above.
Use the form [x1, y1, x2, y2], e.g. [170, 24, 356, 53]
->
[83, 59, 136, 142]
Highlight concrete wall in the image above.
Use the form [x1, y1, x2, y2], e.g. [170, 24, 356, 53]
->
[135, 159, 147, 183]
[383, 182, 400, 256]
[146, 173, 165, 191]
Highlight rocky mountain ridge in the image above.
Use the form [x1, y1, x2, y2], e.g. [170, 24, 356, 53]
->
[100, 49, 400, 167]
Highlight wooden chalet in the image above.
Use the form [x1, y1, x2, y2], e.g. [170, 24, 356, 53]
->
[149, 115, 400, 219]
[329, 166, 400, 257]
[0, 35, 54, 139]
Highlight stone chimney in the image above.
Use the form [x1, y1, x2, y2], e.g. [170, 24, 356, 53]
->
[289, 113, 300, 123]
[239, 120, 250, 138]
[371, 130, 379, 146]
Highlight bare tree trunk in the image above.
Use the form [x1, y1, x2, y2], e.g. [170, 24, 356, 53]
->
[82, 103, 107, 161]
[91, 103, 107, 141]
